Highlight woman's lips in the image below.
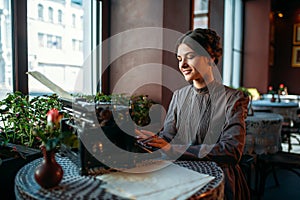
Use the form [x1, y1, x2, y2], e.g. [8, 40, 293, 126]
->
[182, 70, 192, 75]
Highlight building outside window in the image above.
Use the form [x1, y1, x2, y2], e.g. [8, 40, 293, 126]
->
[193, 0, 209, 29]
[27, 0, 100, 96]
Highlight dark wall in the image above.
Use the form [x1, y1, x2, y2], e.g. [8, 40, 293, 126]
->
[243, 0, 271, 93]
[209, 0, 225, 74]
[270, 0, 300, 94]
[162, 0, 192, 109]
[107, 0, 191, 109]
[243, 0, 300, 94]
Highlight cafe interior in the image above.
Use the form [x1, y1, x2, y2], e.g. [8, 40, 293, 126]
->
[1, 0, 300, 199]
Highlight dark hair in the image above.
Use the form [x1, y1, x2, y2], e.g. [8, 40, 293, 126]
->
[175, 28, 223, 65]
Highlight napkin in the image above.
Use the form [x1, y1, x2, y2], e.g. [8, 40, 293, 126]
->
[97, 160, 215, 200]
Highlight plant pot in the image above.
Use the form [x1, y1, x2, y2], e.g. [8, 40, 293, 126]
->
[34, 146, 63, 189]
[0, 143, 41, 200]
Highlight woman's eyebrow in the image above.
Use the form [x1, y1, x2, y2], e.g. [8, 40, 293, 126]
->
[177, 51, 195, 57]
[185, 51, 196, 56]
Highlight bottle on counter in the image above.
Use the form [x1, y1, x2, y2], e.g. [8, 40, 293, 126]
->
[278, 83, 285, 95]
[268, 85, 274, 94]
[267, 85, 276, 102]
[284, 86, 288, 95]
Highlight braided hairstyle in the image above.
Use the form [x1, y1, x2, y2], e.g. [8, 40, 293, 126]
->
[176, 28, 223, 65]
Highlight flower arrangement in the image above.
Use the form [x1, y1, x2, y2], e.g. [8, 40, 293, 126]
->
[33, 108, 76, 151]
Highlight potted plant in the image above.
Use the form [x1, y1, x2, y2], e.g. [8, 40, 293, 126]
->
[0, 91, 64, 148]
[129, 94, 156, 127]
[0, 91, 65, 198]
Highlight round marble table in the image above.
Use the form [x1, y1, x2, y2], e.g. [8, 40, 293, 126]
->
[244, 112, 283, 155]
[252, 100, 298, 121]
[15, 155, 224, 200]
[252, 99, 298, 108]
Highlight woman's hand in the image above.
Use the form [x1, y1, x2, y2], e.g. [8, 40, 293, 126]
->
[135, 129, 171, 151]
[135, 129, 155, 140]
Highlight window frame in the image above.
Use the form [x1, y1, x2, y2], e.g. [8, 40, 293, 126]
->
[11, 0, 107, 95]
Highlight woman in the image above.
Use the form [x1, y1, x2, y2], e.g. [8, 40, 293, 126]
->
[136, 28, 250, 200]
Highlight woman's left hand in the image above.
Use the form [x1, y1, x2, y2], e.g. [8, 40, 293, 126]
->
[135, 129, 171, 151]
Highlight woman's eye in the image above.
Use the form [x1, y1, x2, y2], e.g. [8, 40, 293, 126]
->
[186, 54, 195, 59]
[177, 56, 182, 62]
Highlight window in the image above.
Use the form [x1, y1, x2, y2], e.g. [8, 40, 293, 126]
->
[72, 0, 82, 5]
[48, 7, 53, 22]
[45, 34, 62, 49]
[54, 36, 62, 49]
[27, 0, 101, 96]
[72, 39, 76, 50]
[47, 34, 53, 48]
[38, 4, 44, 20]
[0, 1, 13, 100]
[72, 13, 76, 27]
[223, 0, 244, 88]
[58, 9, 62, 24]
[193, 0, 209, 29]
[78, 40, 82, 51]
[80, 15, 83, 28]
[72, 39, 83, 51]
[38, 33, 45, 47]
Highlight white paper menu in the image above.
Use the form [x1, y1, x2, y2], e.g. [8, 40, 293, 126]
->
[97, 160, 215, 200]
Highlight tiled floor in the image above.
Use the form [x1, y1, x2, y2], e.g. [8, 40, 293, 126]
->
[251, 134, 300, 200]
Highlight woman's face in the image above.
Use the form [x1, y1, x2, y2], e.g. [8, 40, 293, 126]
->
[176, 43, 212, 87]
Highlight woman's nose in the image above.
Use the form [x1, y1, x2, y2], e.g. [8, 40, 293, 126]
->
[179, 59, 188, 68]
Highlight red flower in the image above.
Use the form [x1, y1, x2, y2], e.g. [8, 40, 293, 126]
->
[279, 84, 284, 89]
[34, 108, 65, 151]
[47, 108, 63, 128]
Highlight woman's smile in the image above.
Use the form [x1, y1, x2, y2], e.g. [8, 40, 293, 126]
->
[182, 69, 192, 76]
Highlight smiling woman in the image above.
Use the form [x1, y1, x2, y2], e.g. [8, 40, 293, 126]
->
[136, 28, 250, 200]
